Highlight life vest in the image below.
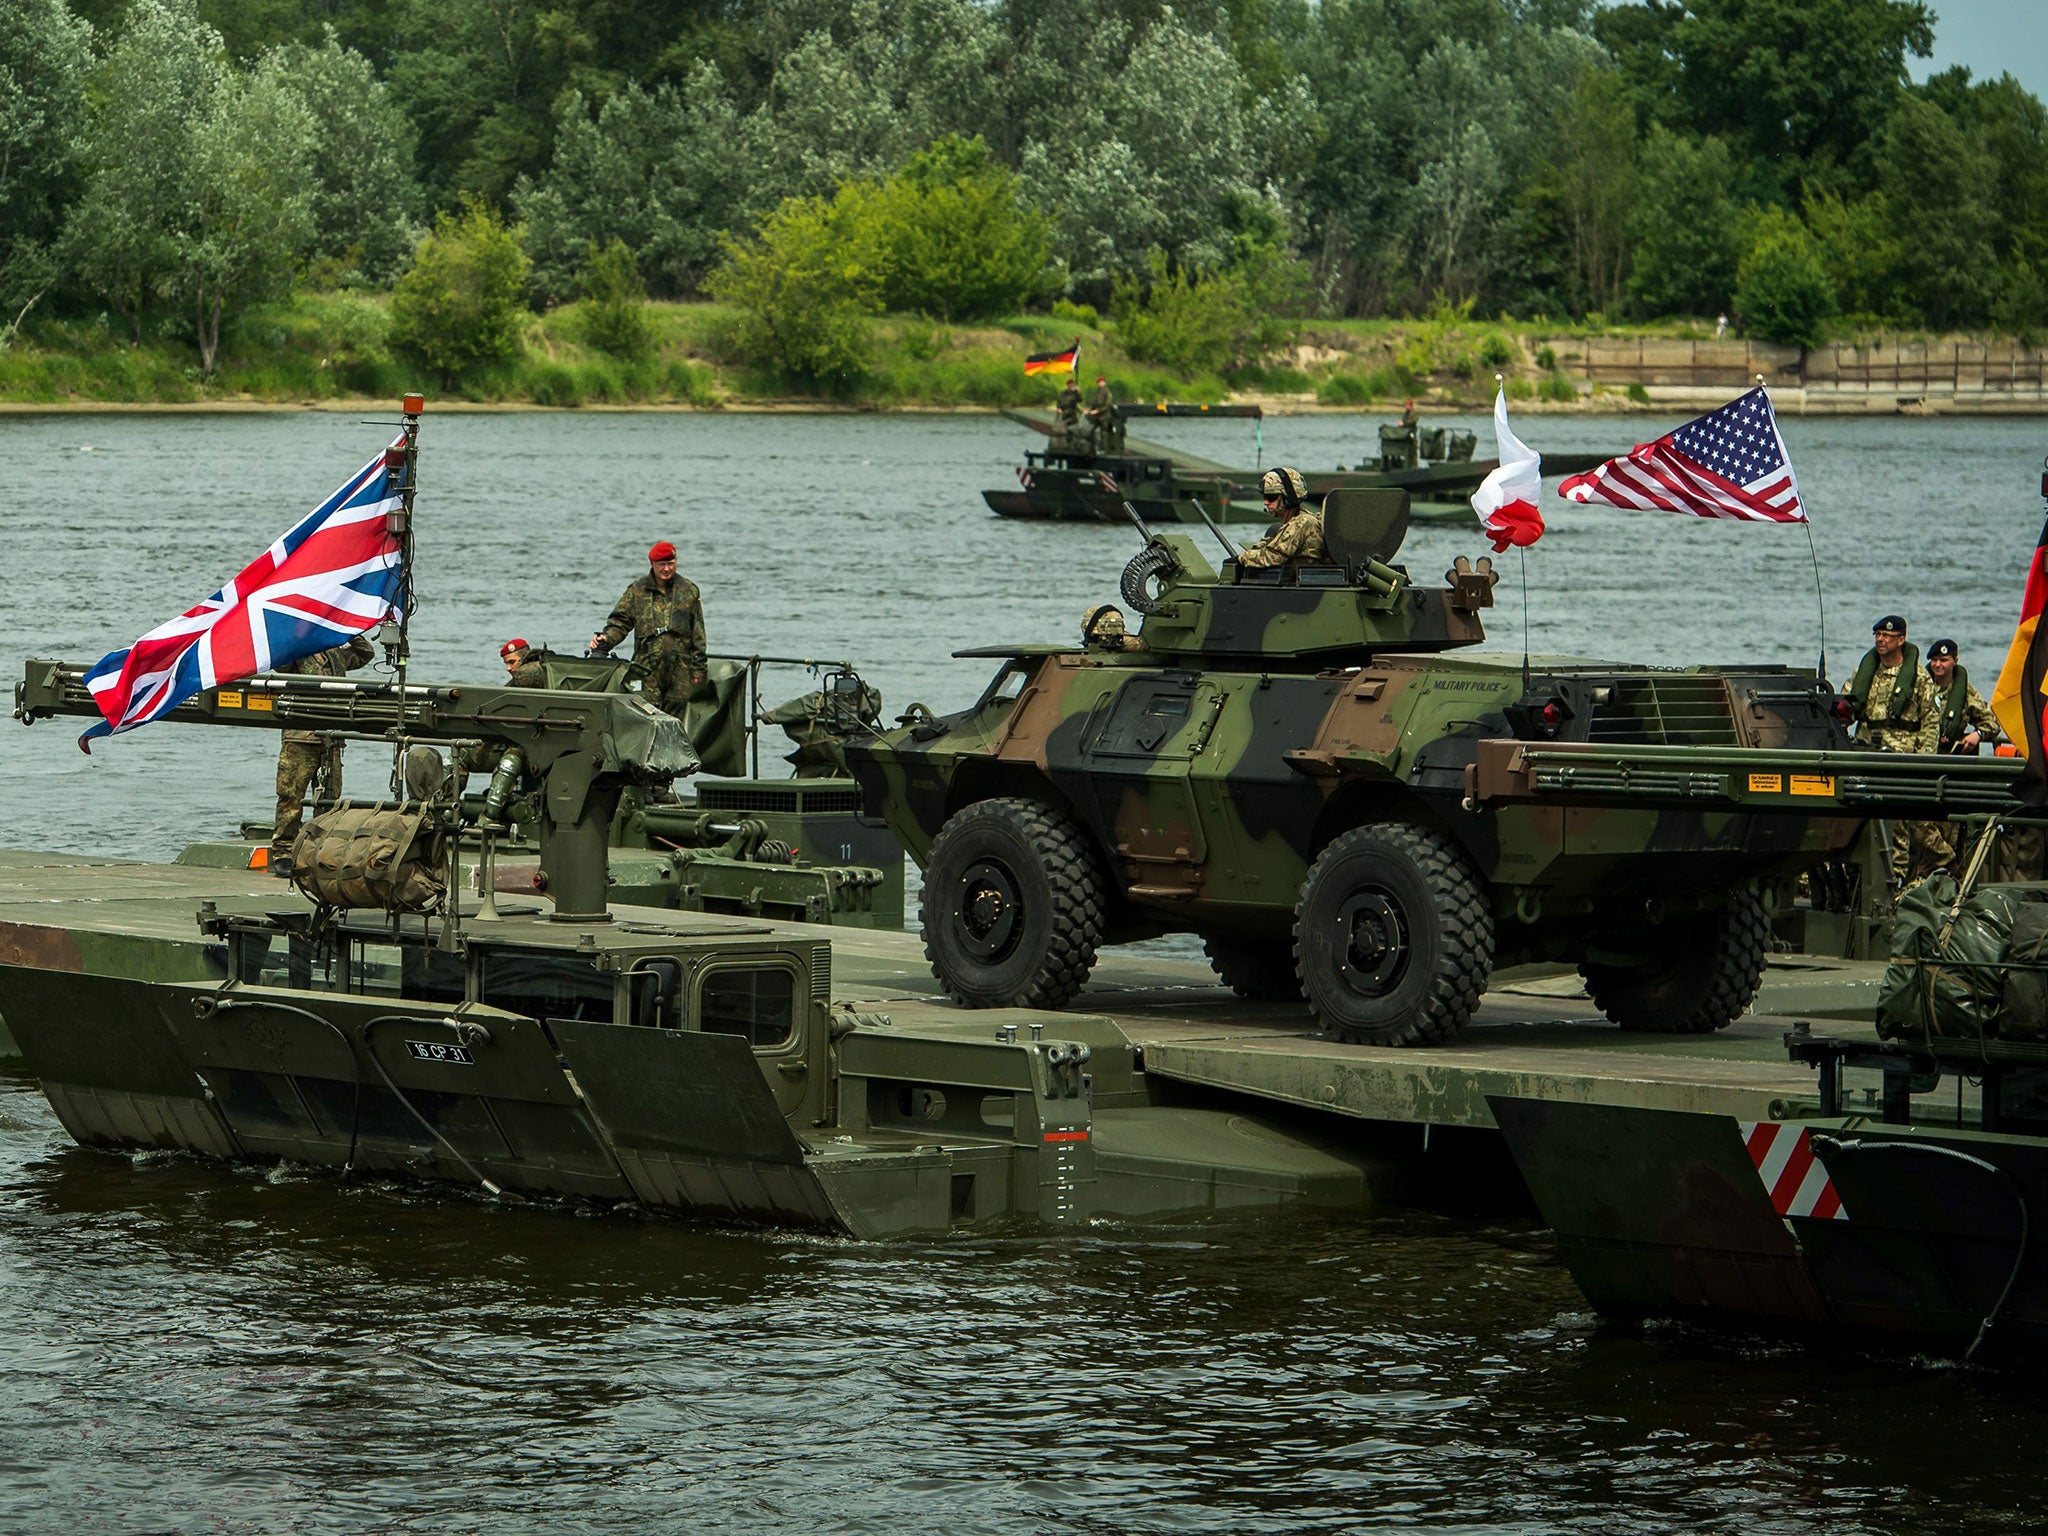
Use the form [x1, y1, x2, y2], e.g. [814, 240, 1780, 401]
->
[1848, 643, 1921, 726]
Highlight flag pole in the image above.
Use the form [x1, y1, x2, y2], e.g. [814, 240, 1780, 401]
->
[1499, 372, 1533, 693]
[1759, 372, 1829, 684]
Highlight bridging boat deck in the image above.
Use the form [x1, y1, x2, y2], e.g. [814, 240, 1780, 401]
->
[0, 847, 1887, 1131]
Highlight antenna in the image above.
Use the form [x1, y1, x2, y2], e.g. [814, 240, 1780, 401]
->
[1759, 371, 1830, 686]
[1096, 471, 1153, 545]
[1187, 494, 1242, 562]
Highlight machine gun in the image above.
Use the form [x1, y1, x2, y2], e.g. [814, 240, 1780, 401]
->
[14, 659, 695, 922]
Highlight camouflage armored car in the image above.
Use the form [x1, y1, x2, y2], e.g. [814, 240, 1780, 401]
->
[849, 490, 1868, 1047]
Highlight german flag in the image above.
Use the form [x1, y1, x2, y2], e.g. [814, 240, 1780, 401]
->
[1023, 338, 1080, 377]
[1993, 501, 2048, 804]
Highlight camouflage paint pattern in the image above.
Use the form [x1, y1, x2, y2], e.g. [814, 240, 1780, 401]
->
[849, 535, 1871, 965]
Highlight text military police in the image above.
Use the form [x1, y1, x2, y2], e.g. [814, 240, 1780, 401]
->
[590, 539, 707, 719]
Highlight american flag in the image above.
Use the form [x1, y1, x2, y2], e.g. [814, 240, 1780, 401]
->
[1558, 386, 1805, 523]
[82, 438, 407, 742]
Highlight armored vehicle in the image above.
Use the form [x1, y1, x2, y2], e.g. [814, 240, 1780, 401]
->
[851, 489, 1921, 1047]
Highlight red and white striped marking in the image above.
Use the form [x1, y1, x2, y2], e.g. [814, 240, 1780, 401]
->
[1740, 1121, 1848, 1221]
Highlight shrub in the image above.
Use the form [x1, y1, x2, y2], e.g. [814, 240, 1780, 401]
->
[1539, 374, 1577, 402]
[389, 199, 530, 389]
[1735, 209, 1838, 349]
[707, 192, 881, 385]
[1626, 381, 1652, 404]
[1112, 247, 1308, 376]
[577, 238, 652, 359]
[1052, 298, 1099, 327]
[1478, 333, 1512, 367]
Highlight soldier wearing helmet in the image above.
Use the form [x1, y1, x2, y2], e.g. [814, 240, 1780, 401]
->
[591, 539, 707, 719]
[1082, 604, 1145, 653]
[1238, 466, 1325, 569]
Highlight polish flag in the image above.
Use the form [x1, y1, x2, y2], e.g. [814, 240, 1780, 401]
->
[1471, 388, 1544, 553]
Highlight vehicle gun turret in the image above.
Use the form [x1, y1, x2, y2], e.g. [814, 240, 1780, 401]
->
[14, 659, 694, 921]
[1116, 487, 1496, 665]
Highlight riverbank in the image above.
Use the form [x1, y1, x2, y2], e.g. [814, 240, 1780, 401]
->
[4, 294, 2045, 415]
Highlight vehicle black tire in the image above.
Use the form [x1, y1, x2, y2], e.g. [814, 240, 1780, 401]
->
[1293, 823, 1493, 1047]
[1203, 933, 1305, 1002]
[921, 797, 1107, 1009]
[1579, 886, 1769, 1034]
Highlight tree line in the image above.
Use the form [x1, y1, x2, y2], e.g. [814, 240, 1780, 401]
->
[2, 0, 2041, 385]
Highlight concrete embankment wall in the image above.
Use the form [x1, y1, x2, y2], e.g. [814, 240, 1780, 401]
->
[1539, 336, 2048, 415]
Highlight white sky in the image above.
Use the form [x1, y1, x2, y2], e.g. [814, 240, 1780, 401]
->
[1913, 0, 2048, 100]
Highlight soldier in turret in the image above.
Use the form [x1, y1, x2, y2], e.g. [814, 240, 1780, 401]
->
[1238, 467, 1325, 569]
[1082, 604, 1146, 653]
[269, 634, 376, 874]
[591, 540, 707, 720]
[1055, 376, 1085, 452]
[499, 637, 546, 688]
[1843, 615, 1939, 886]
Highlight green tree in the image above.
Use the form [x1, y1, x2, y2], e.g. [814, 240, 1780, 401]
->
[1627, 128, 1741, 318]
[1541, 65, 1639, 316]
[515, 66, 748, 303]
[1877, 93, 2001, 327]
[389, 198, 530, 388]
[1804, 188, 1903, 321]
[60, 0, 224, 344]
[173, 60, 318, 372]
[263, 31, 423, 285]
[0, 0, 93, 341]
[708, 188, 883, 385]
[1112, 245, 1308, 375]
[859, 135, 1055, 322]
[577, 236, 651, 357]
[1734, 207, 1837, 347]
[1632, 0, 1936, 199]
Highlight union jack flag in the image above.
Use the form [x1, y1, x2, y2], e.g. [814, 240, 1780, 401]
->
[82, 438, 407, 743]
[1558, 386, 1806, 523]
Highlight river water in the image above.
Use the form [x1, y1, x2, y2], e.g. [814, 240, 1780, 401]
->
[2, 406, 2047, 1533]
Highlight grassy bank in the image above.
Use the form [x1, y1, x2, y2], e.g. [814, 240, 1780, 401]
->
[0, 294, 2035, 411]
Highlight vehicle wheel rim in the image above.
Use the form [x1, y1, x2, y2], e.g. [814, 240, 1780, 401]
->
[956, 858, 1022, 961]
[1335, 889, 1409, 996]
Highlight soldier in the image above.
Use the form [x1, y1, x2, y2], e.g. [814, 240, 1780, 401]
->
[1928, 638, 1998, 755]
[1238, 467, 1325, 569]
[1082, 604, 1146, 653]
[1086, 374, 1121, 453]
[499, 637, 546, 688]
[269, 634, 376, 874]
[1055, 376, 1085, 452]
[1842, 614, 1939, 886]
[590, 540, 707, 720]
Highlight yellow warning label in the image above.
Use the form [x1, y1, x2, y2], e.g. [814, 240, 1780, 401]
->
[1790, 774, 1835, 796]
[1747, 772, 1783, 793]
[245, 694, 274, 713]
[216, 690, 243, 709]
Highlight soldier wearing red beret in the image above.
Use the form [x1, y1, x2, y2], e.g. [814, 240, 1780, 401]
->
[591, 540, 706, 719]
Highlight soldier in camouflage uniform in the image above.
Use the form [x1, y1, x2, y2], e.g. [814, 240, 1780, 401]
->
[457, 640, 549, 777]
[1086, 375, 1121, 453]
[1924, 638, 2015, 881]
[500, 637, 546, 689]
[1239, 467, 1325, 569]
[591, 540, 706, 720]
[1842, 615, 1940, 886]
[270, 634, 376, 872]
[1082, 604, 1146, 652]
